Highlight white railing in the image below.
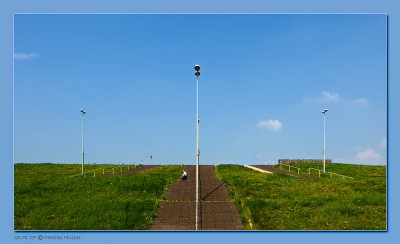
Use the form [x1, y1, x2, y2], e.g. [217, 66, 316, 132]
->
[69, 172, 83, 178]
[308, 168, 322, 178]
[69, 168, 103, 178]
[326, 171, 354, 179]
[110, 164, 136, 174]
[308, 167, 354, 179]
[69, 164, 137, 178]
[280, 163, 300, 174]
[110, 165, 121, 174]
[86, 168, 103, 177]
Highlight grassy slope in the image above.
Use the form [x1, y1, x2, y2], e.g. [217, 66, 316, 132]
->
[14, 164, 181, 230]
[215, 163, 386, 230]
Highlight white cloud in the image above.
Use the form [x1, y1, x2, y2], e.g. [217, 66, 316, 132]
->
[303, 91, 340, 103]
[14, 53, 39, 60]
[354, 148, 384, 164]
[355, 98, 368, 105]
[378, 137, 387, 149]
[321, 91, 340, 102]
[256, 119, 282, 131]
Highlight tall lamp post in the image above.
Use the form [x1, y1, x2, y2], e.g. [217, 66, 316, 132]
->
[194, 64, 200, 230]
[322, 109, 328, 173]
[80, 109, 86, 176]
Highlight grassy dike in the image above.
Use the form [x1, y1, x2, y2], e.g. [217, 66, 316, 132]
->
[14, 163, 181, 230]
[215, 163, 386, 230]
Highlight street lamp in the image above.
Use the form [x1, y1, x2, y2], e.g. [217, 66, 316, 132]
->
[194, 64, 200, 231]
[322, 109, 328, 173]
[80, 109, 86, 176]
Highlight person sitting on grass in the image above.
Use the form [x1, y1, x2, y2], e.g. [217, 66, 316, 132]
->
[179, 169, 187, 181]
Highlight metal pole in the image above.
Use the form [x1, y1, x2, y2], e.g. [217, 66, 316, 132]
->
[196, 74, 199, 231]
[82, 112, 84, 176]
[323, 112, 326, 173]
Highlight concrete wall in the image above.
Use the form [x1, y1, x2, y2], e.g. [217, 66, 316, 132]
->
[278, 159, 332, 164]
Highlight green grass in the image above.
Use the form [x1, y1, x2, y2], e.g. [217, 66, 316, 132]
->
[274, 162, 386, 180]
[215, 163, 386, 230]
[14, 163, 181, 230]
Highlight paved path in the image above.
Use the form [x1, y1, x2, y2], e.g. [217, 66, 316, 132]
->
[102, 165, 158, 177]
[151, 165, 243, 230]
[249, 165, 317, 178]
[244, 165, 274, 174]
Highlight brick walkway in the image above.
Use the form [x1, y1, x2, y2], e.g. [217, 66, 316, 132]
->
[151, 165, 243, 230]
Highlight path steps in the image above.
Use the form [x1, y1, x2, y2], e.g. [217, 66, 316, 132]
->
[151, 165, 243, 230]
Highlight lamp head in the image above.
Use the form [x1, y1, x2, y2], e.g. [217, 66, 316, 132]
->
[322, 109, 328, 114]
[195, 71, 200, 76]
[194, 64, 200, 71]
[80, 109, 86, 114]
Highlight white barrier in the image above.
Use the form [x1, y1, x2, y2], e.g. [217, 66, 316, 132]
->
[69, 168, 103, 178]
[280, 164, 300, 174]
[308, 167, 354, 179]
[69, 164, 137, 178]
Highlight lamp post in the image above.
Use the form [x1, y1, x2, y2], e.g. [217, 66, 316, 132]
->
[194, 64, 200, 230]
[322, 109, 328, 173]
[80, 109, 86, 176]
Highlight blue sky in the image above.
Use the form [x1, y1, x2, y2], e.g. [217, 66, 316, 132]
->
[14, 14, 387, 165]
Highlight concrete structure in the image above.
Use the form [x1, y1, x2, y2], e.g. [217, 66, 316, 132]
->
[278, 159, 332, 165]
